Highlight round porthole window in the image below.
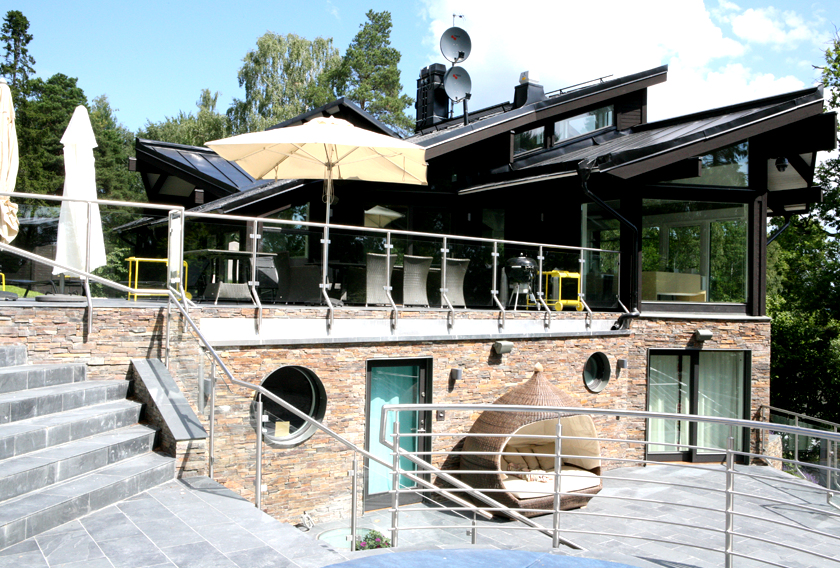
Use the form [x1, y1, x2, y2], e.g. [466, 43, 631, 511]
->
[583, 352, 610, 393]
[254, 366, 327, 447]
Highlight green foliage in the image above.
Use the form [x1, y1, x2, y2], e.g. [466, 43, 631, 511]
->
[766, 32, 840, 425]
[337, 10, 414, 135]
[15, 73, 87, 195]
[354, 529, 390, 550]
[0, 10, 35, 97]
[89, 95, 145, 203]
[227, 33, 341, 134]
[139, 89, 232, 146]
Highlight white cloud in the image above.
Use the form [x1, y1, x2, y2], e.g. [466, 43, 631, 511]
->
[417, 0, 819, 121]
[730, 7, 825, 48]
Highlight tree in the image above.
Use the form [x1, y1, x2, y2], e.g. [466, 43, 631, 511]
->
[139, 89, 231, 146]
[337, 10, 414, 134]
[0, 10, 35, 97]
[15, 73, 87, 195]
[89, 95, 145, 203]
[227, 33, 341, 134]
[766, 32, 840, 424]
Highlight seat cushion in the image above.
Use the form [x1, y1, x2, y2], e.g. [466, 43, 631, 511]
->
[502, 466, 600, 499]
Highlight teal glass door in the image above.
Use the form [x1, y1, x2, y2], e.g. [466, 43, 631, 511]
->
[365, 360, 430, 510]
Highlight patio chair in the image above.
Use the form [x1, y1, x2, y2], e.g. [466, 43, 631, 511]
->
[255, 254, 290, 302]
[443, 258, 470, 307]
[402, 255, 433, 307]
[366, 253, 395, 306]
[286, 264, 324, 305]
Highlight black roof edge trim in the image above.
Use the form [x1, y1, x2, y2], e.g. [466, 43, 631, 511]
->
[265, 97, 400, 138]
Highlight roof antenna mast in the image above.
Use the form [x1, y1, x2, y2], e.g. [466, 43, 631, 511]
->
[440, 17, 473, 125]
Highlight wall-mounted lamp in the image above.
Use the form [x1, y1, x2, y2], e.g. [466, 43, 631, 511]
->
[775, 156, 789, 173]
[450, 368, 463, 381]
[694, 329, 713, 342]
[493, 341, 514, 355]
[616, 359, 629, 378]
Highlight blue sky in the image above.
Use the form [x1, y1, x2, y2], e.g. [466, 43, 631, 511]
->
[9, 0, 840, 134]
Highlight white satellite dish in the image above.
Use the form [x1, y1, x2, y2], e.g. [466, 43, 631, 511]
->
[443, 67, 471, 102]
[440, 27, 472, 63]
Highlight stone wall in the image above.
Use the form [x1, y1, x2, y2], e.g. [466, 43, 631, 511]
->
[0, 303, 772, 526]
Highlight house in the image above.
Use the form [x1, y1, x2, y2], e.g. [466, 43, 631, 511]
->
[124, 64, 837, 523]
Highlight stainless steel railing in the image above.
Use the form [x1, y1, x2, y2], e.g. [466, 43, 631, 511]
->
[375, 402, 840, 567]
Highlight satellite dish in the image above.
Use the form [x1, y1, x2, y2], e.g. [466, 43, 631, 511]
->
[443, 66, 472, 102]
[440, 27, 472, 63]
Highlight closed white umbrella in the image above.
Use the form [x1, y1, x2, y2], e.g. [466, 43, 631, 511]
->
[0, 78, 19, 244]
[53, 105, 106, 278]
[364, 205, 404, 228]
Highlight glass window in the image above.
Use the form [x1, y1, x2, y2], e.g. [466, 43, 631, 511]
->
[669, 141, 749, 187]
[261, 203, 310, 258]
[581, 201, 620, 310]
[583, 352, 611, 393]
[553, 105, 613, 144]
[513, 126, 544, 155]
[255, 365, 327, 447]
[642, 200, 747, 303]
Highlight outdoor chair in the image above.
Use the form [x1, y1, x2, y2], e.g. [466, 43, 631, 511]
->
[402, 255, 433, 307]
[366, 253, 395, 306]
[443, 258, 470, 307]
[255, 254, 289, 302]
[286, 264, 324, 305]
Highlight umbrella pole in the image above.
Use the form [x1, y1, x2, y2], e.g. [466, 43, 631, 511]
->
[320, 175, 335, 330]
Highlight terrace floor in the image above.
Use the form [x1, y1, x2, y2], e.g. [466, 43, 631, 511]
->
[1, 464, 836, 568]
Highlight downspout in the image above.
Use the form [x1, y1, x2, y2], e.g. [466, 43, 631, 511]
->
[577, 161, 641, 326]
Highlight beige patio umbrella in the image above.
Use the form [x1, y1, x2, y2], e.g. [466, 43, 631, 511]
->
[364, 205, 405, 228]
[207, 116, 427, 305]
[53, 105, 107, 279]
[0, 78, 20, 244]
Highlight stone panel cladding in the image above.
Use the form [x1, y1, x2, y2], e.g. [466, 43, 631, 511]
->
[0, 303, 771, 527]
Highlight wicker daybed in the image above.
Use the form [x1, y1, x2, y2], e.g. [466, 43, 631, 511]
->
[459, 364, 602, 517]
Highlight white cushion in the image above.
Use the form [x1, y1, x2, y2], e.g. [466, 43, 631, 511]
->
[502, 466, 600, 499]
[559, 415, 601, 471]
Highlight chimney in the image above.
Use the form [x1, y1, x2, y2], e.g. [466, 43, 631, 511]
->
[415, 64, 449, 131]
[513, 71, 546, 109]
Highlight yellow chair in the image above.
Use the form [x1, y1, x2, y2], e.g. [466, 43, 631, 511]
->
[126, 257, 190, 301]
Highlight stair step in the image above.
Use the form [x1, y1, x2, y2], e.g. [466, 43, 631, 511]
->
[0, 400, 142, 461]
[0, 380, 127, 425]
[0, 346, 26, 369]
[0, 425, 157, 502]
[0, 452, 174, 550]
[0, 363, 85, 395]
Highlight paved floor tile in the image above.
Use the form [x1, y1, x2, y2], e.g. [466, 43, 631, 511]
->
[225, 545, 294, 568]
[97, 533, 170, 568]
[161, 541, 237, 568]
[191, 521, 266, 554]
[35, 527, 103, 566]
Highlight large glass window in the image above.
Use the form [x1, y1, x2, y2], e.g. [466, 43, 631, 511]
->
[642, 200, 747, 303]
[670, 141, 749, 187]
[581, 201, 620, 309]
[262, 203, 310, 258]
[553, 105, 613, 144]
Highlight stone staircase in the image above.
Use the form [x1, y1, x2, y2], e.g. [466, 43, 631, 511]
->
[0, 346, 174, 550]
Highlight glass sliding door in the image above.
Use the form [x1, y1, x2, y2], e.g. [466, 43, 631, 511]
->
[365, 359, 431, 510]
[648, 354, 691, 454]
[647, 350, 749, 462]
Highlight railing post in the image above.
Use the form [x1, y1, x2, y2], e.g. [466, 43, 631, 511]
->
[198, 347, 206, 414]
[208, 361, 216, 479]
[249, 224, 263, 334]
[391, 417, 400, 548]
[725, 429, 735, 568]
[255, 397, 263, 510]
[384, 232, 399, 332]
[795, 416, 800, 465]
[164, 296, 171, 369]
[537, 246, 552, 329]
[84, 202, 93, 336]
[350, 452, 359, 552]
[553, 412, 563, 549]
[470, 512, 477, 544]
[491, 242, 506, 329]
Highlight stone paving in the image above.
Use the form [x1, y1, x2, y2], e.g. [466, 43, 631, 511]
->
[1, 465, 838, 568]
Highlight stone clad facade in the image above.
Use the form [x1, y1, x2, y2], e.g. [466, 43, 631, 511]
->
[0, 304, 770, 525]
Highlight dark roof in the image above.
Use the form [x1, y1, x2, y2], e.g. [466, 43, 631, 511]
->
[465, 85, 832, 187]
[267, 97, 401, 137]
[410, 65, 668, 159]
[134, 138, 259, 195]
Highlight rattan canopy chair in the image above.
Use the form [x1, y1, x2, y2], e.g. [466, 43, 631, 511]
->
[459, 364, 602, 517]
[443, 258, 469, 307]
[403, 255, 432, 306]
[366, 253, 395, 306]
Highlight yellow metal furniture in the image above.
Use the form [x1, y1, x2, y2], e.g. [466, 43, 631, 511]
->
[126, 257, 189, 301]
[528, 270, 583, 311]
